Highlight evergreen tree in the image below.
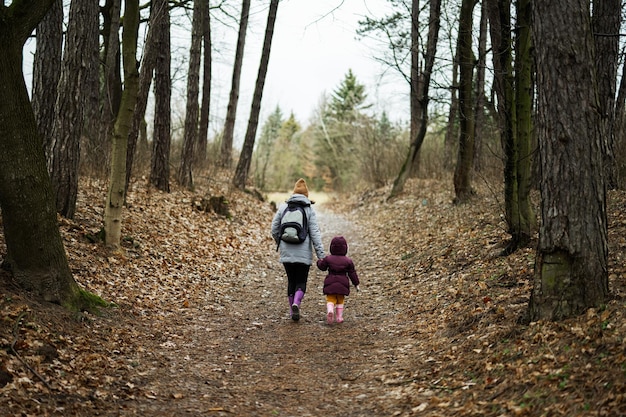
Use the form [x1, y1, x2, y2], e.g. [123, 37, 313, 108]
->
[253, 106, 283, 190]
[328, 69, 369, 122]
[316, 70, 369, 190]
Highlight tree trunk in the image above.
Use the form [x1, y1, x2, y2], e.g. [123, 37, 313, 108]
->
[32, 0, 62, 155]
[453, 0, 476, 203]
[443, 50, 459, 171]
[220, 0, 250, 169]
[104, 0, 140, 250]
[48, 0, 99, 218]
[529, 0, 608, 321]
[93, 0, 122, 179]
[592, 0, 620, 190]
[178, 0, 203, 189]
[473, 0, 488, 172]
[614, 52, 626, 188]
[488, 0, 526, 253]
[197, 0, 212, 166]
[233, 0, 279, 189]
[150, 0, 172, 192]
[389, 0, 420, 197]
[389, 0, 441, 198]
[0, 1, 96, 310]
[82, 0, 102, 178]
[512, 0, 536, 250]
[126, 0, 162, 193]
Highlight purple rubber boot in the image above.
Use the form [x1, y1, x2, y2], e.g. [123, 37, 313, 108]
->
[291, 289, 304, 321]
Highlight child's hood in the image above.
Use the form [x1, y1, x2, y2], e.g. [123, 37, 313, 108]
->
[330, 236, 348, 256]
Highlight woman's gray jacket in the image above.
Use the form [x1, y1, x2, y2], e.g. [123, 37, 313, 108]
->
[271, 194, 325, 265]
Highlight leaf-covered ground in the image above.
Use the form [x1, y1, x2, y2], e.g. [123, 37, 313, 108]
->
[1, 175, 625, 416]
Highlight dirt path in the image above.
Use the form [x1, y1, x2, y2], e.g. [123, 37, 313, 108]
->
[116, 207, 415, 416]
[4, 182, 625, 416]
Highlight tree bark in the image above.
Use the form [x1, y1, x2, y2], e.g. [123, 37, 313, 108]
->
[82, 0, 103, 177]
[32, 0, 62, 156]
[473, 0, 488, 172]
[126, 0, 162, 193]
[592, 0, 620, 190]
[487, 0, 536, 254]
[529, 0, 609, 321]
[0, 1, 94, 310]
[48, 0, 99, 218]
[452, 0, 476, 203]
[220, 0, 250, 169]
[233, 0, 279, 189]
[443, 50, 459, 171]
[512, 0, 536, 250]
[104, 0, 141, 250]
[178, 0, 204, 189]
[93, 0, 122, 179]
[197, 0, 212, 166]
[614, 52, 626, 188]
[150, 0, 172, 192]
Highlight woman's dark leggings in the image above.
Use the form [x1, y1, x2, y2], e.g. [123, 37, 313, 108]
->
[283, 262, 310, 296]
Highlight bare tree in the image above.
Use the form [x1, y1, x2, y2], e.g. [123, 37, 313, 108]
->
[389, 0, 442, 198]
[32, 0, 62, 153]
[220, 0, 250, 169]
[452, 0, 476, 203]
[592, 0, 621, 189]
[233, 0, 279, 189]
[48, 0, 99, 218]
[93, 0, 122, 178]
[443, 50, 459, 171]
[178, 0, 204, 189]
[0, 0, 102, 311]
[150, 0, 172, 192]
[82, 0, 104, 177]
[528, 0, 608, 321]
[512, 0, 537, 251]
[473, 0, 488, 172]
[615, 51, 626, 187]
[197, 0, 212, 165]
[126, 0, 164, 193]
[485, 0, 536, 253]
[104, 0, 141, 250]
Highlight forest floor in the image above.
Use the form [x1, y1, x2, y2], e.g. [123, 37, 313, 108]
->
[1, 173, 625, 417]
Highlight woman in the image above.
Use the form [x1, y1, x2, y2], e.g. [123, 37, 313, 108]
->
[271, 178, 325, 321]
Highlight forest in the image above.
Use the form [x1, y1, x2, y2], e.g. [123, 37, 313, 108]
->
[0, 0, 625, 415]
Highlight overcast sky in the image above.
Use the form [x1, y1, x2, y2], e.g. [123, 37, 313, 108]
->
[23, 1, 410, 143]
[246, 0, 409, 125]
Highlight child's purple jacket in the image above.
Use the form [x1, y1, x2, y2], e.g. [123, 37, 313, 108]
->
[317, 236, 360, 296]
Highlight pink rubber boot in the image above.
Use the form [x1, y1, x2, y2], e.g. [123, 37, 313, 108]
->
[336, 305, 344, 323]
[326, 302, 335, 325]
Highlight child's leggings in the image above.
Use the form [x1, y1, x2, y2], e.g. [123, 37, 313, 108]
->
[326, 294, 345, 304]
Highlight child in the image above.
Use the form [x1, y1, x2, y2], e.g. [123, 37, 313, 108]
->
[316, 236, 360, 324]
[271, 178, 325, 321]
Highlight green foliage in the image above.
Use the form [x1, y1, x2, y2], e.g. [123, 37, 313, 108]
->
[327, 69, 370, 122]
[253, 106, 283, 189]
[251, 107, 308, 192]
[251, 71, 410, 193]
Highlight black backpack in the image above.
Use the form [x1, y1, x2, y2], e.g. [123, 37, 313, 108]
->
[279, 202, 309, 244]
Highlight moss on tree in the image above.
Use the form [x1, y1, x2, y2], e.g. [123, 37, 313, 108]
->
[62, 286, 111, 315]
